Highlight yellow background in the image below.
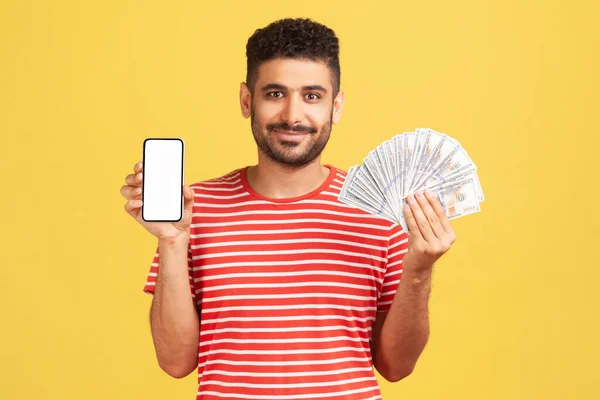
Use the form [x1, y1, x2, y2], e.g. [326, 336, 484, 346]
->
[1, 0, 598, 399]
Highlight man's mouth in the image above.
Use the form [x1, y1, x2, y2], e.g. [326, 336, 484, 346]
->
[274, 128, 310, 139]
[274, 128, 308, 135]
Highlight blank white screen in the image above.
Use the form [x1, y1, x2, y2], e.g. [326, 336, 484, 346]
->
[142, 139, 184, 221]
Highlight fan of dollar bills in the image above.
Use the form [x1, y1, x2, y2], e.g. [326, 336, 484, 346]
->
[339, 127, 484, 233]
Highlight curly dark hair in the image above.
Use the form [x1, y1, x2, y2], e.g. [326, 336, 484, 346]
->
[245, 18, 341, 100]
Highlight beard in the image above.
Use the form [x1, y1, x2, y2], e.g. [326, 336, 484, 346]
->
[250, 104, 333, 168]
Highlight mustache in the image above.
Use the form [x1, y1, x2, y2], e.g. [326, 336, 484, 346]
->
[268, 123, 317, 134]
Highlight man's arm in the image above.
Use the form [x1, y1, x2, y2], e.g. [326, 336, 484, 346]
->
[150, 235, 200, 379]
[372, 268, 432, 382]
[372, 190, 455, 382]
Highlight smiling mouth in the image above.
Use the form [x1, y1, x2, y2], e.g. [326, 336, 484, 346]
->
[274, 129, 308, 135]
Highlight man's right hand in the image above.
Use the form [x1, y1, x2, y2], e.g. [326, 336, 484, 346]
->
[121, 161, 195, 241]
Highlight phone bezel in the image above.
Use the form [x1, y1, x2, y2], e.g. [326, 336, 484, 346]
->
[141, 138, 185, 222]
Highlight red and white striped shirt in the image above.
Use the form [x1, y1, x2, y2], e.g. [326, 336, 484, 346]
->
[143, 164, 409, 400]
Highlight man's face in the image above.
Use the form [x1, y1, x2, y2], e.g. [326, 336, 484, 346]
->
[244, 58, 340, 167]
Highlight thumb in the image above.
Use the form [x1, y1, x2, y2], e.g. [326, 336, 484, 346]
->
[183, 185, 195, 207]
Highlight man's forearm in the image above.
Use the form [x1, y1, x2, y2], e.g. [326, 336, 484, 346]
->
[377, 267, 432, 381]
[150, 235, 200, 378]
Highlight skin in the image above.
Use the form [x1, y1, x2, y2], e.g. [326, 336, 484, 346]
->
[239, 57, 345, 199]
[372, 191, 456, 381]
[405, 191, 456, 270]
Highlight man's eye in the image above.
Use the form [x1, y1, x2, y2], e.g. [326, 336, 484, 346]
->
[268, 91, 283, 98]
[306, 93, 320, 100]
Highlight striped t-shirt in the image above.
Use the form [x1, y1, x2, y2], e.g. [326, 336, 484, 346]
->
[143, 164, 409, 400]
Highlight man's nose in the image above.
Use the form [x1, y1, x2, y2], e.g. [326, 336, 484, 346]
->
[281, 95, 303, 127]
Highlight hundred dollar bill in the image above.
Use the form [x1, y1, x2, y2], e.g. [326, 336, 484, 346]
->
[412, 142, 472, 193]
[410, 130, 448, 191]
[363, 149, 403, 222]
[382, 138, 402, 211]
[353, 166, 397, 218]
[393, 134, 403, 201]
[340, 165, 397, 222]
[409, 128, 434, 191]
[434, 177, 481, 219]
[426, 167, 484, 202]
[405, 128, 426, 193]
[402, 131, 416, 198]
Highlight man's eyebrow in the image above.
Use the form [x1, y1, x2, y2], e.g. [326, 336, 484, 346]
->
[260, 83, 328, 93]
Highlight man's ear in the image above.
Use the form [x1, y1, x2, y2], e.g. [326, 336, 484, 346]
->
[332, 90, 344, 124]
[240, 82, 252, 119]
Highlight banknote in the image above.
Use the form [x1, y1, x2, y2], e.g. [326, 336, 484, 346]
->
[338, 128, 484, 233]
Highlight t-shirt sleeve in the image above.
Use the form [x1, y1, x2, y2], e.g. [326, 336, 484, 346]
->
[142, 240, 196, 302]
[377, 223, 409, 313]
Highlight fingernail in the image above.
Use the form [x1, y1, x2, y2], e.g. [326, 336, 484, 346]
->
[416, 191, 424, 199]
[425, 189, 432, 197]
[136, 200, 143, 206]
[408, 194, 415, 203]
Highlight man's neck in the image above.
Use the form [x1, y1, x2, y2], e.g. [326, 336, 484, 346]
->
[246, 156, 330, 200]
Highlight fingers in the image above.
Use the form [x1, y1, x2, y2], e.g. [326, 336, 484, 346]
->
[406, 193, 436, 242]
[120, 184, 142, 199]
[184, 184, 195, 200]
[403, 201, 422, 240]
[121, 162, 143, 201]
[124, 198, 143, 214]
[415, 190, 445, 238]
[425, 190, 453, 233]
[123, 162, 144, 217]
[125, 172, 143, 186]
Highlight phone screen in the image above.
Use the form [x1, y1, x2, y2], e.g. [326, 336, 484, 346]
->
[142, 138, 184, 222]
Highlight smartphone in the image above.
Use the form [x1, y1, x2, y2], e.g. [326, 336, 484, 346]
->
[141, 138, 185, 222]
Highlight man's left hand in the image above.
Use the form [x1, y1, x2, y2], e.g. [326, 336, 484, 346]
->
[402, 189, 456, 273]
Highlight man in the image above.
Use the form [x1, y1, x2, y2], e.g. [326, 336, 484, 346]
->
[121, 17, 455, 400]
